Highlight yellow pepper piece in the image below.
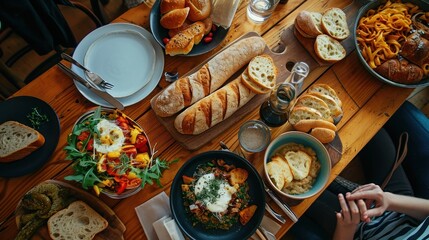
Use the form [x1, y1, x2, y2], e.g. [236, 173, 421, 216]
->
[97, 155, 107, 173]
[128, 172, 138, 179]
[135, 152, 150, 167]
[130, 128, 140, 144]
[107, 151, 121, 159]
[93, 185, 101, 196]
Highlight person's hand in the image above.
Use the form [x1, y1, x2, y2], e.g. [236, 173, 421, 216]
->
[333, 193, 362, 240]
[347, 183, 389, 221]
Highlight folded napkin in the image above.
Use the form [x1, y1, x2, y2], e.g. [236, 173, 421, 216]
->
[136, 192, 185, 240]
[251, 215, 282, 240]
[211, 0, 241, 28]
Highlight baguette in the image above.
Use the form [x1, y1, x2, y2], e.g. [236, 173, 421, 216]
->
[288, 106, 323, 126]
[310, 127, 336, 143]
[314, 34, 346, 63]
[174, 77, 255, 134]
[294, 94, 333, 122]
[241, 68, 271, 94]
[152, 36, 266, 117]
[321, 8, 349, 40]
[293, 119, 337, 133]
[0, 121, 45, 162]
[295, 11, 323, 38]
[267, 155, 293, 190]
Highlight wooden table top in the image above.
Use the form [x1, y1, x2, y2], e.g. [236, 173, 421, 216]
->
[0, 0, 415, 239]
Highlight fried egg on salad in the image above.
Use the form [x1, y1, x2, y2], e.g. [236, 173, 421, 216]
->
[94, 119, 125, 153]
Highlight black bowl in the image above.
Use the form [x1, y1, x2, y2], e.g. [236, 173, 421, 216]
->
[354, 0, 429, 88]
[149, 0, 229, 56]
[170, 150, 265, 240]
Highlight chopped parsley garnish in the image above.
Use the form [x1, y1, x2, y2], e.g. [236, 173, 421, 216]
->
[26, 107, 49, 129]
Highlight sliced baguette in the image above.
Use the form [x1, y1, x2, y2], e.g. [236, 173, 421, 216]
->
[293, 119, 337, 133]
[48, 201, 108, 240]
[241, 68, 271, 94]
[294, 94, 333, 122]
[288, 106, 323, 126]
[284, 150, 312, 180]
[314, 34, 346, 63]
[267, 155, 293, 190]
[247, 54, 277, 90]
[310, 127, 336, 143]
[307, 83, 342, 107]
[0, 121, 45, 162]
[307, 92, 343, 119]
[295, 11, 323, 38]
[321, 8, 349, 40]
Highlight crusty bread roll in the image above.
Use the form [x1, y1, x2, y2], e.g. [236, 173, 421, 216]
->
[295, 11, 323, 38]
[174, 77, 255, 134]
[294, 94, 333, 122]
[186, 0, 212, 22]
[375, 58, 424, 84]
[310, 127, 336, 143]
[293, 119, 337, 133]
[321, 8, 349, 40]
[288, 106, 323, 126]
[0, 121, 45, 162]
[165, 31, 195, 55]
[314, 34, 346, 63]
[168, 21, 191, 38]
[160, 0, 186, 14]
[160, 7, 190, 29]
[152, 36, 266, 117]
[202, 17, 213, 35]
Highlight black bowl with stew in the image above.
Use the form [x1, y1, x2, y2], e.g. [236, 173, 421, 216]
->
[170, 150, 265, 240]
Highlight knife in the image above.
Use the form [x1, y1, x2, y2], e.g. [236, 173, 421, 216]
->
[57, 62, 124, 110]
[263, 182, 298, 222]
[265, 203, 286, 224]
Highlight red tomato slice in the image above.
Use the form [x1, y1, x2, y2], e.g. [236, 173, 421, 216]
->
[126, 178, 142, 189]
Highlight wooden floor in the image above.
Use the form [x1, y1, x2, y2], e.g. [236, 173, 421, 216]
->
[1, 2, 428, 239]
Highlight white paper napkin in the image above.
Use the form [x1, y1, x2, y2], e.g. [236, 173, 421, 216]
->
[211, 0, 241, 28]
[251, 215, 282, 240]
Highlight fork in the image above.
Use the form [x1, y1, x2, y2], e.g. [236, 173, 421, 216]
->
[61, 53, 114, 89]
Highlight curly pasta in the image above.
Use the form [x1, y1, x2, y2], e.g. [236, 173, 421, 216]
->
[356, 1, 420, 69]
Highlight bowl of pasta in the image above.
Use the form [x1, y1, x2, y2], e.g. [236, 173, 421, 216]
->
[354, 0, 429, 88]
[170, 150, 265, 240]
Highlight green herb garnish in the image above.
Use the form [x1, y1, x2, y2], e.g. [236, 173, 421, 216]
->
[27, 107, 49, 129]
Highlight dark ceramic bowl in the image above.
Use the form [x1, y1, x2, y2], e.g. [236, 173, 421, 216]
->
[149, 0, 229, 56]
[354, 0, 429, 88]
[170, 150, 265, 240]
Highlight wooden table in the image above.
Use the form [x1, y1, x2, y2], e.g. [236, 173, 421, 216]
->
[0, 0, 415, 239]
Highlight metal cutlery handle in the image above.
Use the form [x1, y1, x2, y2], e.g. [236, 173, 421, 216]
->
[61, 53, 90, 72]
[265, 203, 286, 224]
[265, 186, 298, 222]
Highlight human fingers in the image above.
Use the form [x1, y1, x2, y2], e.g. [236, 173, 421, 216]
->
[357, 199, 370, 222]
[351, 183, 377, 194]
[346, 193, 360, 224]
[338, 193, 352, 222]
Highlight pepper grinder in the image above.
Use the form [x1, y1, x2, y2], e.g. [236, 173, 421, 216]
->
[259, 62, 309, 127]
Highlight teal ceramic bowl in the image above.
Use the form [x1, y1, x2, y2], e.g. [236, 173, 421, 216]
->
[264, 131, 331, 200]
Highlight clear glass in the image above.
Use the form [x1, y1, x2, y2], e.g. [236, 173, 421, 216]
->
[247, 0, 280, 23]
[289, 62, 309, 95]
[238, 120, 271, 155]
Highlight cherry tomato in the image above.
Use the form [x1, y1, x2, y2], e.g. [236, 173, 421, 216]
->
[116, 116, 128, 124]
[122, 145, 137, 157]
[203, 37, 213, 43]
[135, 134, 148, 153]
[118, 122, 129, 130]
[211, 25, 217, 32]
[86, 138, 94, 151]
[163, 37, 170, 45]
[207, 32, 213, 37]
[77, 131, 90, 141]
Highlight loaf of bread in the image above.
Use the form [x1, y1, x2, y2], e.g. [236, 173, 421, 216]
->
[160, 7, 190, 29]
[48, 201, 108, 240]
[186, 0, 211, 21]
[165, 21, 205, 55]
[375, 58, 424, 84]
[321, 8, 349, 40]
[314, 34, 346, 63]
[174, 77, 255, 134]
[152, 36, 266, 117]
[295, 11, 323, 38]
[0, 121, 45, 162]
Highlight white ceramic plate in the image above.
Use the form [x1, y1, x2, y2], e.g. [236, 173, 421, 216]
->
[72, 23, 164, 107]
[84, 30, 156, 98]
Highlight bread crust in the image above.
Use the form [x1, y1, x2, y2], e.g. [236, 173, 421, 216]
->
[0, 121, 45, 162]
[295, 11, 323, 38]
[186, 0, 212, 21]
[310, 127, 336, 143]
[314, 34, 346, 63]
[321, 8, 349, 40]
[293, 119, 337, 133]
[160, 7, 190, 29]
[294, 94, 333, 122]
[165, 30, 194, 56]
[160, 0, 186, 14]
[152, 36, 266, 117]
[288, 106, 323, 125]
[240, 68, 271, 94]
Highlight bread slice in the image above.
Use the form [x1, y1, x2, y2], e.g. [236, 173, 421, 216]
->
[288, 106, 323, 125]
[0, 121, 45, 162]
[295, 11, 323, 38]
[247, 55, 277, 90]
[310, 127, 336, 143]
[293, 119, 337, 133]
[165, 31, 195, 56]
[307, 92, 343, 119]
[321, 8, 349, 40]
[307, 83, 342, 107]
[284, 150, 312, 180]
[241, 68, 271, 94]
[267, 155, 293, 190]
[294, 94, 333, 122]
[229, 168, 249, 185]
[314, 34, 346, 63]
[48, 201, 108, 240]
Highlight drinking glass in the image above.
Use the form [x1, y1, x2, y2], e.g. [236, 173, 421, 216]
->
[247, 0, 281, 23]
[238, 120, 271, 160]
